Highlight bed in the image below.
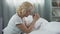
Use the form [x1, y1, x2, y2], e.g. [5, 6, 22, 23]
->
[29, 22, 60, 34]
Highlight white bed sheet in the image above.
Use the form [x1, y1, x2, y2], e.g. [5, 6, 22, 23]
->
[29, 22, 60, 34]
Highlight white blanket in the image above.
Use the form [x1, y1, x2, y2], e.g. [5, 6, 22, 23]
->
[29, 30, 57, 34]
[29, 22, 60, 34]
[44, 22, 60, 33]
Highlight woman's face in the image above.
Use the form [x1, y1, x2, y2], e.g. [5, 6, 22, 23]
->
[24, 6, 33, 17]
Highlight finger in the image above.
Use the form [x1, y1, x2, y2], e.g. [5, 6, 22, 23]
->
[33, 14, 35, 17]
[36, 13, 40, 17]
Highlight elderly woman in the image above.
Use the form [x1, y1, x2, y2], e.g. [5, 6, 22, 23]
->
[3, 2, 40, 34]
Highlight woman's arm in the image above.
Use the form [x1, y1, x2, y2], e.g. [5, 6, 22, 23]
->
[16, 20, 36, 33]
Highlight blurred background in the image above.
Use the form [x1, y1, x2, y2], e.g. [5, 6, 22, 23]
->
[0, 0, 60, 34]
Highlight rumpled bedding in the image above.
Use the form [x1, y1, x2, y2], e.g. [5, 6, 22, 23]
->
[23, 15, 60, 34]
[29, 22, 60, 34]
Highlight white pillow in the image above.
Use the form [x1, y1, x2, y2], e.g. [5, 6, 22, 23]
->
[43, 22, 60, 33]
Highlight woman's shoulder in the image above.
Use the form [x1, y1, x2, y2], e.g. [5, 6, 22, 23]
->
[9, 13, 21, 21]
[12, 13, 18, 18]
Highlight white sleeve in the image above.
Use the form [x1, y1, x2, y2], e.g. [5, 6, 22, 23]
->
[7, 15, 23, 25]
[14, 18, 23, 24]
[34, 18, 42, 30]
[11, 14, 23, 25]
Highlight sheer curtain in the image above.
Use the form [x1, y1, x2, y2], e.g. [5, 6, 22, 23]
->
[2, 0, 16, 28]
[0, 0, 3, 34]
